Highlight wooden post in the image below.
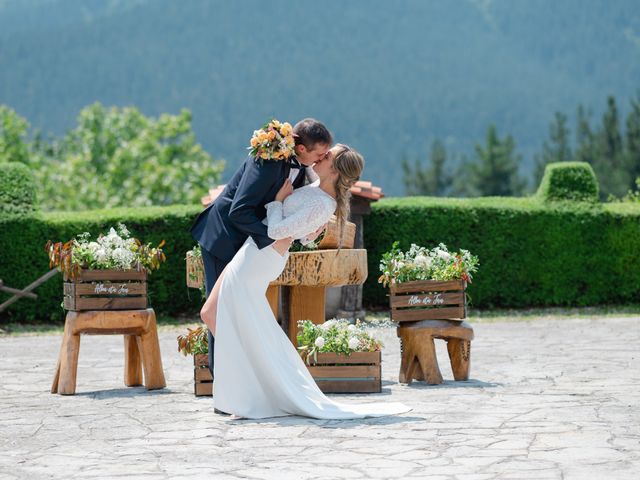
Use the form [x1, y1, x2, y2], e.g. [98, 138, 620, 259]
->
[288, 286, 326, 344]
[265, 285, 279, 318]
[124, 335, 143, 386]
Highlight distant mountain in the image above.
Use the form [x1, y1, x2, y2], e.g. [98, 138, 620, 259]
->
[1, 0, 639, 195]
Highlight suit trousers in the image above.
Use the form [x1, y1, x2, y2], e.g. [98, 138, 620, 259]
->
[201, 246, 229, 377]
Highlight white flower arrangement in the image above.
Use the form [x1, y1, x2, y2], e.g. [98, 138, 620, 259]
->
[297, 318, 383, 365]
[46, 223, 166, 279]
[379, 241, 479, 287]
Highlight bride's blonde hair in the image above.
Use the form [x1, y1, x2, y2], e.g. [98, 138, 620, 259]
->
[332, 144, 365, 248]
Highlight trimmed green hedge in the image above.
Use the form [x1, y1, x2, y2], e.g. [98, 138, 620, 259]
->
[0, 162, 37, 214]
[537, 162, 599, 202]
[0, 205, 203, 322]
[363, 196, 640, 308]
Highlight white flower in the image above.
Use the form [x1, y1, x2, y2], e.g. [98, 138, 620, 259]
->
[321, 320, 337, 330]
[348, 337, 360, 350]
[347, 324, 357, 332]
[414, 253, 432, 269]
[87, 242, 100, 252]
[95, 248, 108, 263]
[117, 223, 130, 238]
[314, 337, 325, 348]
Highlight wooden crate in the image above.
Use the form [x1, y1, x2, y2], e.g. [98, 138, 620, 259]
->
[306, 351, 381, 393]
[317, 216, 356, 249]
[63, 269, 147, 311]
[194, 353, 213, 396]
[390, 280, 466, 323]
[186, 251, 204, 289]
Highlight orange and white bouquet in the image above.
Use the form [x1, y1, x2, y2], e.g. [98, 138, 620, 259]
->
[248, 119, 295, 162]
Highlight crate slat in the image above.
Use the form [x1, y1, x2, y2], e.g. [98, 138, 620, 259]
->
[194, 367, 213, 381]
[305, 351, 381, 393]
[307, 365, 380, 378]
[64, 296, 147, 311]
[315, 379, 381, 393]
[391, 291, 464, 309]
[64, 282, 147, 296]
[307, 351, 381, 365]
[68, 269, 147, 282]
[194, 381, 213, 396]
[390, 280, 464, 294]
[391, 306, 466, 322]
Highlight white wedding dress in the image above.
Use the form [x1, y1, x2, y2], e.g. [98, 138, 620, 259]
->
[213, 181, 411, 419]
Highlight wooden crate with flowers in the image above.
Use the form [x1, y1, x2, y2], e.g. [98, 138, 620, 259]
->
[379, 242, 479, 384]
[297, 319, 382, 393]
[46, 224, 166, 311]
[379, 242, 478, 323]
[177, 326, 212, 396]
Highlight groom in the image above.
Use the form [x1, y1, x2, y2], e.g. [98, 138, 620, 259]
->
[190, 118, 333, 379]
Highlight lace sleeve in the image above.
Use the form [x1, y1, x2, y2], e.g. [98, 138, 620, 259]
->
[265, 196, 333, 240]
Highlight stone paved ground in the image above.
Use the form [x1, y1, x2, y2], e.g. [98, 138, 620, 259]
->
[1, 317, 639, 480]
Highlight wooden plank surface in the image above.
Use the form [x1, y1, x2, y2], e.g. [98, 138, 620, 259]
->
[271, 249, 368, 287]
[64, 282, 147, 296]
[390, 280, 465, 294]
[194, 367, 213, 381]
[391, 291, 464, 309]
[308, 365, 380, 378]
[315, 379, 381, 393]
[309, 351, 381, 365]
[194, 381, 213, 396]
[73, 269, 147, 282]
[391, 306, 466, 322]
[64, 296, 147, 311]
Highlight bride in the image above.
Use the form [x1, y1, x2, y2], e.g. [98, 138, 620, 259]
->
[200, 144, 410, 419]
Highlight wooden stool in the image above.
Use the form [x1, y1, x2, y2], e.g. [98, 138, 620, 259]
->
[397, 319, 474, 385]
[51, 308, 166, 395]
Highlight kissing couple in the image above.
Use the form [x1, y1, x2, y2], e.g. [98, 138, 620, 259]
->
[191, 118, 410, 419]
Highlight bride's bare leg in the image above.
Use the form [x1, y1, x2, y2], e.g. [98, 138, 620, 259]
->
[200, 268, 226, 336]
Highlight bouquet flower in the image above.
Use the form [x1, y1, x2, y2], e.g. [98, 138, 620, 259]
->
[297, 319, 383, 365]
[378, 241, 479, 287]
[46, 223, 166, 279]
[248, 119, 295, 162]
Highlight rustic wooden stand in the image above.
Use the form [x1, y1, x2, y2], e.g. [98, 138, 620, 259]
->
[397, 319, 473, 385]
[390, 279, 473, 385]
[51, 308, 166, 395]
[268, 248, 368, 343]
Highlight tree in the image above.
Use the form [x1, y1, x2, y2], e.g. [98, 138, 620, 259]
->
[466, 124, 526, 196]
[29, 103, 224, 210]
[593, 96, 628, 198]
[575, 105, 596, 167]
[625, 92, 640, 190]
[401, 140, 452, 196]
[534, 112, 572, 185]
[0, 105, 30, 164]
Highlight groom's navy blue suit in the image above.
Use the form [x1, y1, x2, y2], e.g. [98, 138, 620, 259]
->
[191, 155, 307, 376]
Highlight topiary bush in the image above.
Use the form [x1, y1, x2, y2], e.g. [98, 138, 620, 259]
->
[363, 196, 640, 309]
[0, 162, 37, 215]
[536, 161, 599, 202]
[0, 205, 204, 322]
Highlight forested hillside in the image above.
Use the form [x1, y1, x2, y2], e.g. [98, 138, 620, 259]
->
[1, 0, 639, 195]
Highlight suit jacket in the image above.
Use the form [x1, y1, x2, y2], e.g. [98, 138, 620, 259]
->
[190, 156, 307, 263]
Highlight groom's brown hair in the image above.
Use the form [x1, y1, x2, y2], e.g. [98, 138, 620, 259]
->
[293, 118, 333, 149]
